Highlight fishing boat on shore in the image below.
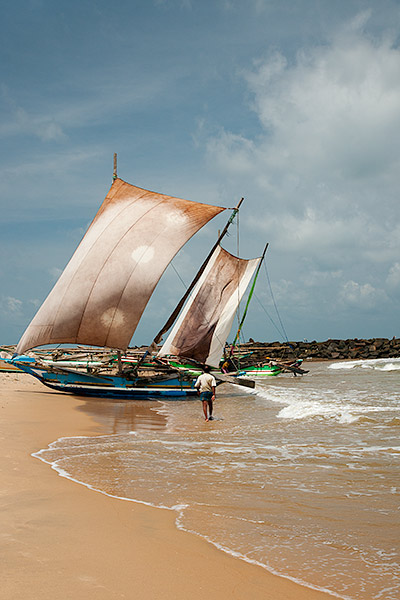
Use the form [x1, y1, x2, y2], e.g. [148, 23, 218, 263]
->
[10, 160, 264, 398]
[236, 359, 308, 377]
[236, 364, 282, 377]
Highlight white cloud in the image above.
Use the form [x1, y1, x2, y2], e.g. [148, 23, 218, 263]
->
[242, 25, 400, 184]
[386, 262, 400, 292]
[49, 267, 63, 281]
[0, 61, 188, 144]
[0, 87, 66, 142]
[339, 280, 387, 310]
[28, 299, 41, 309]
[208, 14, 400, 214]
[249, 209, 366, 252]
[15, 107, 66, 141]
[205, 13, 400, 332]
[207, 131, 257, 175]
[1, 295, 23, 315]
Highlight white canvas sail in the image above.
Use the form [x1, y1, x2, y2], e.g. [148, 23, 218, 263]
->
[17, 178, 225, 354]
[158, 245, 261, 367]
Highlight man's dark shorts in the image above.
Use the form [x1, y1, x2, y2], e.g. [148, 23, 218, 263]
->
[200, 391, 213, 401]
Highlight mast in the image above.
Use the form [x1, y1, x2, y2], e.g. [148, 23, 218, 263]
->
[152, 197, 244, 345]
[113, 153, 117, 181]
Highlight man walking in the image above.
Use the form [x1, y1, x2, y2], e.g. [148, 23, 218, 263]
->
[194, 365, 216, 422]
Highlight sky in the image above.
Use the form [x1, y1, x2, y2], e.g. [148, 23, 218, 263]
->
[1, 0, 400, 347]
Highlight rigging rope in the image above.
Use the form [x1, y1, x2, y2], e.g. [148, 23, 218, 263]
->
[262, 260, 290, 345]
[170, 262, 188, 290]
[253, 293, 287, 340]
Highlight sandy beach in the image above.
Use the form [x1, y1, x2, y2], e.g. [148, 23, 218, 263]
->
[0, 373, 337, 600]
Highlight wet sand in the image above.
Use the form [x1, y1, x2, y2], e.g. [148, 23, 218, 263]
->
[0, 374, 333, 600]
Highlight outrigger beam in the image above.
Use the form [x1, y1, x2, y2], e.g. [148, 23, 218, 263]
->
[214, 372, 255, 389]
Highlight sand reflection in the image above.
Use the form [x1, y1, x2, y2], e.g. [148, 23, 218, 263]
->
[76, 397, 168, 434]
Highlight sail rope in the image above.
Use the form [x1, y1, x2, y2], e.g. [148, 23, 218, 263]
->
[253, 292, 287, 340]
[170, 262, 189, 291]
[262, 260, 291, 345]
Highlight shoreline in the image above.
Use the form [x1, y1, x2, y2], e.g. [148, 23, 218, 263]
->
[1, 374, 335, 599]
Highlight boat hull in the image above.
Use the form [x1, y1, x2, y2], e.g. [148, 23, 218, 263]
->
[11, 360, 198, 399]
[0, 359, 22, 373]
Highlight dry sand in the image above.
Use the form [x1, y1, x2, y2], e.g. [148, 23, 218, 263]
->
[1, 374, 334, 600]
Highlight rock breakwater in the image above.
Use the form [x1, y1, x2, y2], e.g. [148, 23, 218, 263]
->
[239, 337, 400, 363]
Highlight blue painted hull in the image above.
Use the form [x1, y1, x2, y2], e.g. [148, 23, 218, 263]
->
[11, 358, 198, 399]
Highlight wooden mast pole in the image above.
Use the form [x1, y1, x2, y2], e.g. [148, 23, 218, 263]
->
[113, 153, 117, 181]
[113, 153, 123, 372]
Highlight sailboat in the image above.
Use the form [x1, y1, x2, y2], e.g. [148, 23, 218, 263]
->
[11, 162, 264, 399]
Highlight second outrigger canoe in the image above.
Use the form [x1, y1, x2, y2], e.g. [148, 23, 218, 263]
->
[237, 364, 282, 377]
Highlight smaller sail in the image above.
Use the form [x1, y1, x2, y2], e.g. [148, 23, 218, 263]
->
[158, 246, 261, 367]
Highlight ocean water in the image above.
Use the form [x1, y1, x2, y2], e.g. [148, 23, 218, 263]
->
[34, 359, 400, 599]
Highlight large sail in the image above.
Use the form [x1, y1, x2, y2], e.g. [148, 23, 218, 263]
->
[17, 178, 225, 354]
[158, 246, 261, 367]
